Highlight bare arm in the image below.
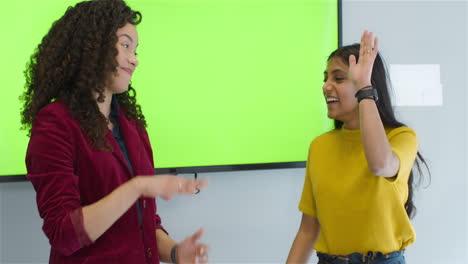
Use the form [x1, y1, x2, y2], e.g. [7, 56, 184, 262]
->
[82, 175, 208, 242]
[156, 229, 177, 263]
[286, 214, 320, 264]
[82, 177, 142, 242]
[349, 31, 399, 178]
[359, 98, 399, 177]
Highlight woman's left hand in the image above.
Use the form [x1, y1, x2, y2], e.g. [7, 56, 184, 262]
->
[348, 30, 379, 91]
[177, 228, 209, 264]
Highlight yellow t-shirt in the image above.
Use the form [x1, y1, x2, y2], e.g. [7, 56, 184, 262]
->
[299, 126, 418, 255]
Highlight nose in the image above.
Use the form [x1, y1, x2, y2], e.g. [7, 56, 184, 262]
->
[322, 80, 332, 94]
[129, 54, 139, 68]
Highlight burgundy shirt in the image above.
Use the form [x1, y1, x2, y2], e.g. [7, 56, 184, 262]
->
[26, 100, 164, 264]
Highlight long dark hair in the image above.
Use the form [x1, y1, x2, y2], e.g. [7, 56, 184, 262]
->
[20, 0, 144, 150]
[329, 44, 430, 219]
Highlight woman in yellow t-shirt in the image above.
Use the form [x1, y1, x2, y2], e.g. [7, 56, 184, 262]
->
[286, 31, 429, 264]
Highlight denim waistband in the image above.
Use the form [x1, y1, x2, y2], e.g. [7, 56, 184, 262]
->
[317, 250, 405, 264]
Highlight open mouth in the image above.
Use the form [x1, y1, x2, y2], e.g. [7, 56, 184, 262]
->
[326, 97, 339, 104]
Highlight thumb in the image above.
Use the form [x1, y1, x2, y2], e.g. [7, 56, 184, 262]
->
[190, 228, 205, 242]
[349, 54, 357, 66]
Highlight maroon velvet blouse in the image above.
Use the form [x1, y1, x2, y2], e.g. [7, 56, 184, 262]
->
[26, 100, 165, 264]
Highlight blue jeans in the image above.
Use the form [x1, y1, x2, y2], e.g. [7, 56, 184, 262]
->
[317, 250, 406, 264]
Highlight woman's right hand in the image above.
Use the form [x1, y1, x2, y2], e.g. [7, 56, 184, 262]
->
[133, 175, 209, 200]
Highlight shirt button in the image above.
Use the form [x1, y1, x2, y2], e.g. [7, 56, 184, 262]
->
[146, 248, 152, 257]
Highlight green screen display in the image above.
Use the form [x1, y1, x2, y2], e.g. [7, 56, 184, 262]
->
[1, 0, 337, 176]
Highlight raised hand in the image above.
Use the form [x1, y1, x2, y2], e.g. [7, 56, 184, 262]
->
[348, 30, 379, 91]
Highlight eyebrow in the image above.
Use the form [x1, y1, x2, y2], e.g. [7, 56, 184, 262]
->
[324, 69, 346, 75]
[118, 34, 139, 47]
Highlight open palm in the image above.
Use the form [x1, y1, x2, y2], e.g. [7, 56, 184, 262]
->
[348, 30, 379, 91]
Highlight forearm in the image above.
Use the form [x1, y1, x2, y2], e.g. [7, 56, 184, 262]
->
[287, 215, 320, 264]
[286, 231, 318, 264]
[156, 229, 177, 263]
[82, 177, 143, 242]
[359, 98, 398, 177]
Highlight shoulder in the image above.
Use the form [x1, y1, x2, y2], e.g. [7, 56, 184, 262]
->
[36, 100, 72, 121]
[32, 100, 76, 133]
[310, 129, 339, 148]
[386, 126, 418, 151]
[307, 130, 339, 158]
[386, 126, 417, 139]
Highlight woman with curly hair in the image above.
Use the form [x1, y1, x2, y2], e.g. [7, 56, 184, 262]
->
[21, 0, 208, 263]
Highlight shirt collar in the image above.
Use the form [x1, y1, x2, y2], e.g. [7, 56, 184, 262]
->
[110, 95, 120, 119]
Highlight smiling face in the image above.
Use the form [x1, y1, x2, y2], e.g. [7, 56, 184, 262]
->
[322, 56, 359, 127]
[106, 22, 139, 95]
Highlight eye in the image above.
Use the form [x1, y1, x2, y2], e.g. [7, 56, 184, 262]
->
[335, 77, 345, 81]
[122, 43, 129, 49]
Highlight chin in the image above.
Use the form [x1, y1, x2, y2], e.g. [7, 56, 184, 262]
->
[113, 85, 130, 94]
[118, 88, 130, 94]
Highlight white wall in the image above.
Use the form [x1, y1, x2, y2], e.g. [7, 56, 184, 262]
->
[341, 1, 467, 263]
[466, 0, 468, 257]
[1, 1, 467, 263]
[0, 182, 49, 264]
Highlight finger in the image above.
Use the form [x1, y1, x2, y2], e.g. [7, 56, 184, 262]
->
[176, 178, 182, 193]
[199, 244, 209, 264]
[184, 179, 209, 194]
[181, 179, 198, 194]
[349, 54, 357, 66]
[174, 177, 195, 194]
[363, 31, 372, 57]
[373, 36, 379, 57]
[367, 31, 372, 49]
[198, 250, 208, 264]
[200, 245, 210, 258]
[162, 194, 172, 201]
[196, 179, 210, 190]
[196, 244, 209, 255]
[199, 254, 208, 264]
[361, 30, 367, 44]
[174, 178, 208, 195]
[359, 30, 366, 58]
[190, 228, 205, 242]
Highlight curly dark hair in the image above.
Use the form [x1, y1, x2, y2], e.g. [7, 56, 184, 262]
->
[20, 0, 145, 151]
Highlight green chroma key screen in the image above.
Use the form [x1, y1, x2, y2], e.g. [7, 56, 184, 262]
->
[1, 0, 338, 176]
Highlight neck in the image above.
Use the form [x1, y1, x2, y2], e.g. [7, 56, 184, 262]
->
[341, 111, 360, 130]
[343, 119, 360, 130]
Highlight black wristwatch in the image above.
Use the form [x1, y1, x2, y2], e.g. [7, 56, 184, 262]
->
[170, 245, 178, 264]
[355, 87, 378, 103]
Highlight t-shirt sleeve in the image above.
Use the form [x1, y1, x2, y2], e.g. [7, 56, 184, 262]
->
[387, 127, 418, 185]
[298, 143, 317, 218]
